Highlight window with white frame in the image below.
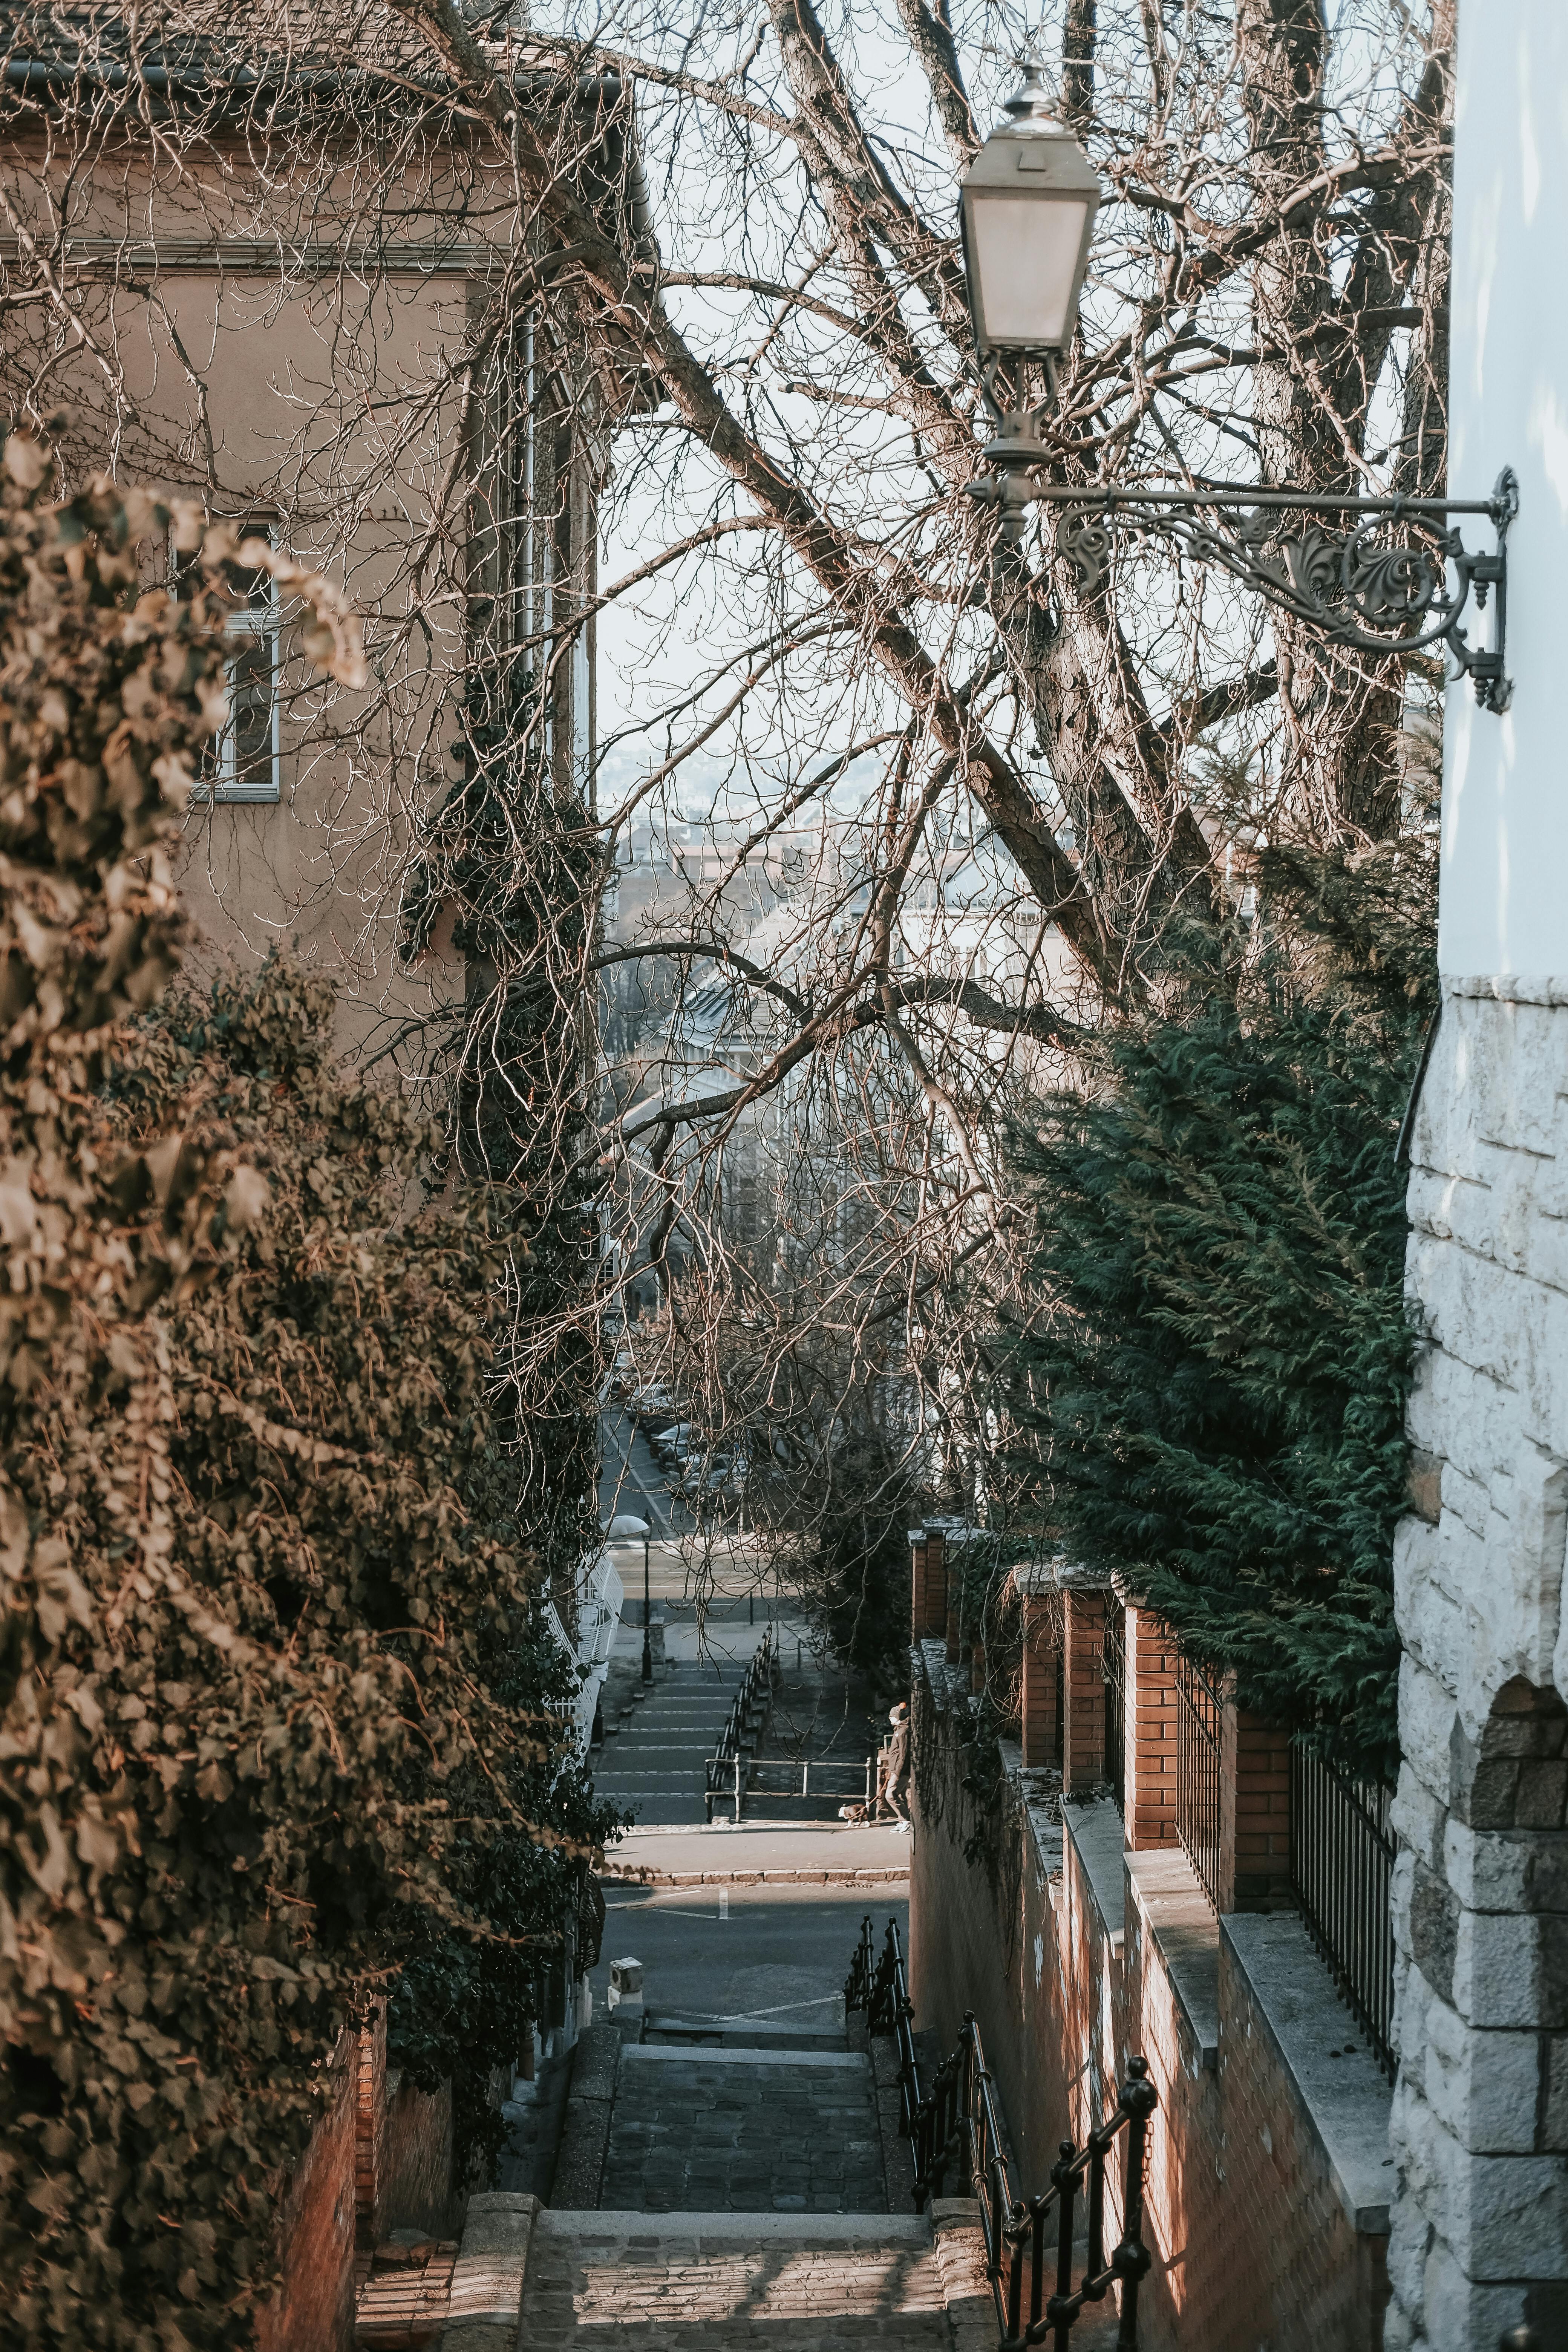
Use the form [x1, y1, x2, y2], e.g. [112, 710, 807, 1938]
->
[214, 547, 281, 802]
[177, 528, 280, 806]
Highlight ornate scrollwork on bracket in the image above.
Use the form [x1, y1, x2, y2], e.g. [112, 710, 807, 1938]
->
[1037, 471, 1518, 714]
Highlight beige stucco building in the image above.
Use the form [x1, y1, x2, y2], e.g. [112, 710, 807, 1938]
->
[1, 31, 648, 1060]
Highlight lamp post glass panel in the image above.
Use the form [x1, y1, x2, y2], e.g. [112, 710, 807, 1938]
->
[958, 66, 1100, 540]
[958, 66, 1099, 363]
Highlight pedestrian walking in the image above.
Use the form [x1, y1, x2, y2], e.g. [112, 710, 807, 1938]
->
[875, 1701, 911, 1828]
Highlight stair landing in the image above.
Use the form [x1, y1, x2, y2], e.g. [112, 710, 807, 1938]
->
[522, 2209, 951, 2349]
[600, 2043, 885, 2214]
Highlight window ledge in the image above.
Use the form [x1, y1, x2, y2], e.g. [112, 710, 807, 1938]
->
[1063, 1795, 1129, 1961]
[1125, 1846, 1220, 2070]
[1221, 1911, 1394, 2236]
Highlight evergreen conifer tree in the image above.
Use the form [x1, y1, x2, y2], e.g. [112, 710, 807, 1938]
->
[1007, 822, 1436, 1781]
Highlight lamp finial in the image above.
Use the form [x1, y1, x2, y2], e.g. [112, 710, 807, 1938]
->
[1001, 60, 1061, 131]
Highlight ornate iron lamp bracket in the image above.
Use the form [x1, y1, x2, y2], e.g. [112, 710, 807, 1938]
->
[972, 458, 1519, 714]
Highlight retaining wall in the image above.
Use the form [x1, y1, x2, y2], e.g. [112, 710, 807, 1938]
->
[254, 2004, 462, 2349]
[908, 1646, 1393, 2352]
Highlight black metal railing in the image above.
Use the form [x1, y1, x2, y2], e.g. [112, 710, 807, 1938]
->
[721, 1754, 873, 1820]
[845, 1915, 926, 2147]
[1101, 1605, 1126, 1815]
[702, 1627, 775, 1822]
[847, 1918, 1159, 2349]
[1175, 1653, 1223, 1913]
[1290, 1744, 1396, 2078]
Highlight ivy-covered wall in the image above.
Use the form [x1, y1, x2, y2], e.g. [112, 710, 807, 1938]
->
[0, 448, 613, 2350]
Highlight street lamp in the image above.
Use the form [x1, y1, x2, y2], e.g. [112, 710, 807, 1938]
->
[959, 65, 1098, 364]
[959, 68, 1517, 711]
[957, 63, 1097, 544]
[605, 1512, 654, 1684]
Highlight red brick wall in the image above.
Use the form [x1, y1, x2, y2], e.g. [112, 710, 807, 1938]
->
[252, 2009, 458, 2350]
[909, 1671, 1388, 2352]
[1233, 1709, 1293, 1907]
[355, 2005, 388, 2247]
[908, 1721, 1077, 2193]
[1127, 1609, 1179, 1851]
[1063, 1589, 1107, 1796]
[253, 2031, 358, 2352]
[1021, 1593, 1059, 1768]
[1174, 1937, 1387, 2348]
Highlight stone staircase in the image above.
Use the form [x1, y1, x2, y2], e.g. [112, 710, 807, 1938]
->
[430, 2002, 1004, 2350]
[422, 1672, 1129, 2350]
[590, 1660, 751, 1827]
[516, 2006, 975, 2350]
[520, 2208, 957, 2350]
[599, 2040, 886, 2214]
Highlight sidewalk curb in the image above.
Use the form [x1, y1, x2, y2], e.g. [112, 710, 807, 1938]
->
[603, 1865, 911, 1886]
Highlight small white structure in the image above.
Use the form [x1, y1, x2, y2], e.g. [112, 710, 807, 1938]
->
[606, 1955, 644, 2015]
[553, 1547, 624, 1761]
[1390, 8, 1568, 2345]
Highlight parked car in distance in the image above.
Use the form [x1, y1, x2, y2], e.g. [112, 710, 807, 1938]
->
[679, 1449, 748, 1497]
[691, 1468, 745, 1520]
[652, 1432, 700, 1471]
[629, 1386, 678, 1424]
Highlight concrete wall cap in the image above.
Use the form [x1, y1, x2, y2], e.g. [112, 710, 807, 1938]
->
[537, 2207, 934, 2242]
[437, 2191, 540, 2350]
[1012, 1563, 1060, 1597]
[1220, 1913, 1393, 2236]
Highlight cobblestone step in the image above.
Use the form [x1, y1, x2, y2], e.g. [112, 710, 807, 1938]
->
[604, 1732, 733, 1745]
[614, 1697, 743, 1711]
[602, 1727, 733, 1741]
[520, 2209, 951, 2349]
[599, 2044, 886, 2216]
[601, 1726, 732, 1740]
[607, 1715, 738, 1728]
[593, 1772, 711, 1787]
[599, 1740, 746, 1756]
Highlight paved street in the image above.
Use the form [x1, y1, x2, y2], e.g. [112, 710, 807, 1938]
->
[609, 1820, 912, 1879]
[598, 1407, 693, 1537]
[590, 1879, 908, 2029]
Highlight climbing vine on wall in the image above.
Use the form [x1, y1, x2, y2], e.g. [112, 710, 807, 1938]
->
[0, 444, 611, 2349]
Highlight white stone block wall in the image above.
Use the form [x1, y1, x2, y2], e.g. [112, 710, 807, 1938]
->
[1390, 977, 1568, 2351]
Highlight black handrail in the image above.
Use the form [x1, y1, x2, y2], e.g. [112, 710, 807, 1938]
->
[702, 1626, 775, 1822]
[845, 1916, 927, 2163]
[847, 1917, 1159, 2349]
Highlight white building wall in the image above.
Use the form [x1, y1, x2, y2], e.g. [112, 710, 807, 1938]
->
[1438, 4, 1568, 978]
[1390, 8, 1568, 2347]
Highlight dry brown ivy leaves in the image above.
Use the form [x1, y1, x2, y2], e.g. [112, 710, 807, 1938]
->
[0, 444, 579, 2348]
